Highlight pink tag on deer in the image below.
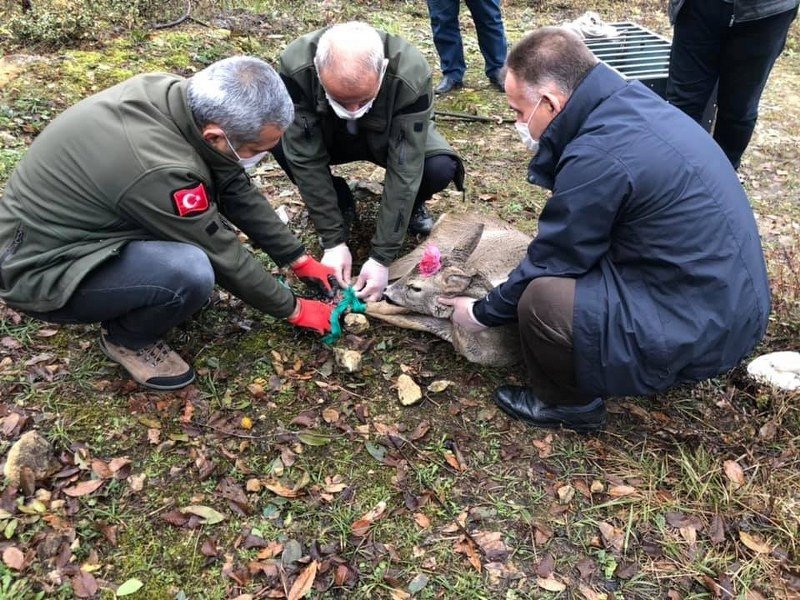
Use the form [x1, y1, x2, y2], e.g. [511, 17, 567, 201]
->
[418, 244, 442, 277]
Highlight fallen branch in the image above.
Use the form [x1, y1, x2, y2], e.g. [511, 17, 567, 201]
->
[152, 0, 194, 30]
[434, 110, 512, 124]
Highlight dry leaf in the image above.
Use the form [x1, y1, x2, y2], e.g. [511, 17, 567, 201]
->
[414, 512, 431, 529]
[390, 589, 411, 600]
[444, 450, 466, 472]
[723, 460, 745, 488]
[179, 505, 226, 525]
[2, 547, 24, 571]
[578, 583, 608, 600]
[322, 408, 339, 423]
[287, 560, 317, 600]
[608, 485, 636, 497]
[739, 531, 771, 554]
[454, 536, 482, 572]
[537, 576, 567, 592]
[598, 521, 624, 552]
[264, 481, 303, 498]
[427, 380, 452, 393]
[63, 479, 105, 497]
[557, 484, 575, 503]
[397, 374, 423, 406]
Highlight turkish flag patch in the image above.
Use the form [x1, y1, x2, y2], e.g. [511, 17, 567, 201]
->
[172, 183, 210, 217]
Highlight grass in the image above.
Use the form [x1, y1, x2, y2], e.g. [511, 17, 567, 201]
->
[1, 0, 799, 598]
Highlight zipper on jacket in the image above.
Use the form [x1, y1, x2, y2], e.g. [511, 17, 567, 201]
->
[394, 210, 405, 233]
[729, 12, 735, 26]
[398, 129, 406, 165]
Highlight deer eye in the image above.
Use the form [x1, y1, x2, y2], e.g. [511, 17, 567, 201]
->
[409, 284, 423, 293]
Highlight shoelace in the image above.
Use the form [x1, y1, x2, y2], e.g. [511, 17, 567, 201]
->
[136, 340, 170, 367]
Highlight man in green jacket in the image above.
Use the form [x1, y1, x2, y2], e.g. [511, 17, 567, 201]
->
[0, 57, 336, 391]
[272, 21, 464, 301]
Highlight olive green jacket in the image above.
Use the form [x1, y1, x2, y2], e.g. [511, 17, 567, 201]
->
[279, 28, 463, 266]
[0, 74, 303, 316]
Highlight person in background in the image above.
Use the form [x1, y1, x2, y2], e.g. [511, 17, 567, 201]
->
[666, 0, 799, 169]
[441, 27, 771, 432]
[273, 21, 464, 302]
[426, 0, 508, 94]
[0, 57, 335, 391]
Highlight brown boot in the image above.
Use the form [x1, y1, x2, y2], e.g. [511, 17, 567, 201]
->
[99, 331, 195, 390]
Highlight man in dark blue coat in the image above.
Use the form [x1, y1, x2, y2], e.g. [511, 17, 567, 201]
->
[440, 27, 771, 432]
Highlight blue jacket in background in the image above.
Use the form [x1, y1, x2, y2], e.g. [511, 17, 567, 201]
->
[473, 63, 771, 397]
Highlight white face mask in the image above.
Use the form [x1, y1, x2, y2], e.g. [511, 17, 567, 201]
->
[324, 59, 388, 121]
[223, 133, 269, 170]
[514, 95, 543, 154]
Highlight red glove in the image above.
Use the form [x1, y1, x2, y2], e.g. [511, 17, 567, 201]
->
[291, 255, 336, 297]
[287, 298, 333, 334]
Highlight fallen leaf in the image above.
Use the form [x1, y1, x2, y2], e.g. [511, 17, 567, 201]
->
[322, 408, 339, 423]
[598, 521, 624, 552]
[427, 380, 452, 393]
[179, 505, 226, 525]
[116, 578, 144, 596]
[407, 573, 429, 594]
[297, 431, 332, 446]
[241, 416, 253, 430]
[454, 536, 482, 572]
[537, 576, 567, 592]
[413, 513, 431, 529]
[63, 479, 105, 497]
[577, 583, 608, 600]
[287, 561, 318, 600]
[264, 481, 303, 498]
[709, 514, 725, 545]
[36, 328, 60, 338]
[2, 546, 24, 570]
[739, 531, 771, 554]
[608, 485, 636, 497]
[535, 553, 555, 578]
[390, 589, 411, 600]
[557, 484, 575, 503]
[397, 374, 423, 406]
[723, 460, 745, 489]
[72, 570, 98, 598]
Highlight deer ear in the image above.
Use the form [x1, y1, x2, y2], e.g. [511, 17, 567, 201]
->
[440, 267, 472, 294]
[444, 223, 484, 267]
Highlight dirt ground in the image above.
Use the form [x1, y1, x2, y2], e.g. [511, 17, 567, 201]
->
[1, 1, 799, 598]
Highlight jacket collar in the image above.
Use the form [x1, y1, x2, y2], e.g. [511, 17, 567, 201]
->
[168, 79, 247, 179]
[527, 63, 626, 190]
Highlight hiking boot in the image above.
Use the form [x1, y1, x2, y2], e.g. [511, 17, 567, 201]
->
[493, 385, 606, 433]
[99, 331, 195, 391]
[408, 203, 433, 235]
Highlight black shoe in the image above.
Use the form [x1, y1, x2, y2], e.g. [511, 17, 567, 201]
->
[407, 204, 433, 235]
[435, 76, 463, 95]
[493, 385, 606, 433]
[488, 75, 505, 93]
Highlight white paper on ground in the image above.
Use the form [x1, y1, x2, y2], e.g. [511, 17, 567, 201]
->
[746, 351, 800, 391]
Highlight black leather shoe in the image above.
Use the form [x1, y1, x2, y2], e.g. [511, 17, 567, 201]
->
[493, 385, 606, 433]
[435, 76, 463, 95]
[407, 204, 433, 235]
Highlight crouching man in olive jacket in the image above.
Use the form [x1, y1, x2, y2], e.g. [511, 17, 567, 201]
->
[272, 22, 464, 301]
[0, 57, 336, 390]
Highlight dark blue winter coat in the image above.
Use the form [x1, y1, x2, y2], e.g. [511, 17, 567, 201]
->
[473, 63, 771, 397]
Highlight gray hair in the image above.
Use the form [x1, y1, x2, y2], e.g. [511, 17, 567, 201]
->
[187, 56, 294, 146]
[314, 21, 385, 76]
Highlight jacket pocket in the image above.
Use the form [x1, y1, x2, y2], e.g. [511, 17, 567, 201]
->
[0, 223, 25, 290]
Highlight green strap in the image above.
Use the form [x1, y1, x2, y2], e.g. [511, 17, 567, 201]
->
[323, 286, 366, 345]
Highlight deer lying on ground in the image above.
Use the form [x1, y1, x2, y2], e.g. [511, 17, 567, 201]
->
[366, 212, 532, 367]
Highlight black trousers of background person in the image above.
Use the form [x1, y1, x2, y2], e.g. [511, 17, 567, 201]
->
[270, 139, 458, 217]
[666, 1, 798, 169]
[516, 277, 597, 407]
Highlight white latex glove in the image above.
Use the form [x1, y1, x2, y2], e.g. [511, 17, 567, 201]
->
[437, 296, 488, 333]
[354, 258, 389, 301]
[321, 243, 352, 288]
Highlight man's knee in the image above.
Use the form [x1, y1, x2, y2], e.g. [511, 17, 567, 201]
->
[159, 244, 215, 308]
[517, 277, 575, 342]
[422, 154, 458, 193]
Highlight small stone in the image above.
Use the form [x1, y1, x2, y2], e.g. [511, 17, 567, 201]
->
[334, 348, 362, 373]
[344, 313, 370, 334]
[590, 480, 604, 494]
[246, 478, 262, 493]
[397, 374, 423, 406]
[3, 431, 60, 487]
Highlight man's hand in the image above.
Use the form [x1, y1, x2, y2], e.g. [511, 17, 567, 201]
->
[321, 243, 352, 288]
[354, 258, 389, 301]
[291, 255, 336, 298]
[437, 296, 488, 333]
[287, 298, 334, 334]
